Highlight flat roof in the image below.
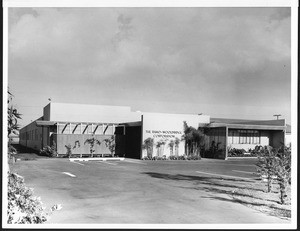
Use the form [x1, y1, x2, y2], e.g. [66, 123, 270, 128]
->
[35, 120, 126, 127]
[211, 118, 286, 126]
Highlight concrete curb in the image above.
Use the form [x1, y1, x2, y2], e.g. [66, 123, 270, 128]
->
[69, 157, 125, 162]
[226, 157, 258, 160]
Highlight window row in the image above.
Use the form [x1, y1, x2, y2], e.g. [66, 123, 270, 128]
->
[228, 130, 260, 144]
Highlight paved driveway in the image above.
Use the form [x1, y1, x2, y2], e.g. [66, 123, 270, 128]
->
[9, 157, 288, 225]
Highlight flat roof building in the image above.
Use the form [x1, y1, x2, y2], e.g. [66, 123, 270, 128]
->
[19, 102, 288, 159]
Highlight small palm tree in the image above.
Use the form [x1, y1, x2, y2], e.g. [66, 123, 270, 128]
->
[168, 140, 175, 156]
[142, 138, 154, 159]
[156, 140, 166, 157]
[84, 136, 101, 157]
[174, 138, 180, 157]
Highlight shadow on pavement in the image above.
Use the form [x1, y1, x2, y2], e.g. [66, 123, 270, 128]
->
[142, 172, 278, 204]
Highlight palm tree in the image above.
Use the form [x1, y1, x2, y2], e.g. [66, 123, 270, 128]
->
[142, 138, 154, 159]
[168, 140, 175, 156]
[156, 140, 166, 157]
[182, 121, 204, 157]
[174, 138, 180, 157]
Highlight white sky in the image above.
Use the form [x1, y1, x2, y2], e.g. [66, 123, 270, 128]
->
[7, 6, 292, 127]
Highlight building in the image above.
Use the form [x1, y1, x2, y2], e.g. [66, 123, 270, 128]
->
[19, 102, 288, 159]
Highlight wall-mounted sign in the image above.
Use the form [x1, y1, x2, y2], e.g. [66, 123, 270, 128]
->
[141, 113, 210, 158]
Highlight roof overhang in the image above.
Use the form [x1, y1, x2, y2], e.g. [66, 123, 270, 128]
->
[36, 120, 128, 127]
[36, 121, 57, 127]
[208, 123, 286, 131]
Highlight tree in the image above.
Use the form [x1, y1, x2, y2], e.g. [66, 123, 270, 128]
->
[256, 146, 277, 193]
[182, 121, 204, 157]
[84, 136, 101, 157]
[155, 140, 166, 157]
[104, 136, 116, 157]
[7, 90, 60, 224]
[64, 140, 80, 158]
[256, 145, 291, 204]
[7, 90, 22, 160]
[174, 137, 180, 157]
[142, 138, 154, 159]
[168, 140, 175, 156]
[273, 146, 291, 204]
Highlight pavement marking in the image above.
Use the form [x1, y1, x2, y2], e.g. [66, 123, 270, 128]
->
[97, 161, 118, 166]
[62, 172, 76, 177]
[232, 170, 255, 174]
[71, 161, 85, 166]
[195, 171, 255, 181]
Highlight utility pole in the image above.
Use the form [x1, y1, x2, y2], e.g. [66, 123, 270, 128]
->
[273, 114, 282, 120]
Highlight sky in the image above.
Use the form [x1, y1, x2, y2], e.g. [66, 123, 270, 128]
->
[7, 7, 292, 127]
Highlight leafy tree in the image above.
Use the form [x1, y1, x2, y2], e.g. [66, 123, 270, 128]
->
[142, 138, 154, 159]
[73, 140, 81, 157]
[104, 136, 116, 157]
[7, 90, 60, 224]
[256, 145, 291, 204]
[273, 147, 291, 204]
[256, 146, 277, 193]
[84, 136, 101, 157]
[7, 90, 22, 160]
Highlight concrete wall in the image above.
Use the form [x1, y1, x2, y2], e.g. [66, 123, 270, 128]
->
[43, 103, 50, 121]
[141, 112, 210, 158]
[48, 102, 141, 123]
[270, 130, 285, 148]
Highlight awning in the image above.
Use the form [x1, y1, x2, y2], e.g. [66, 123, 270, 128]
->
[36, 120, 57, 127]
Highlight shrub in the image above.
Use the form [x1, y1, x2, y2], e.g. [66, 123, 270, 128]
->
[256, 146, 277, 192]
[273, 147, 291, 204]
[7, 172, 61, 224]
[104, 136, 116, 157]
[39, 142, 57, 157]
[65, 144, 72, 158]
[168, 156, 178, 160]
[256, 145, 291, 204]
[177, 155, 187, 160]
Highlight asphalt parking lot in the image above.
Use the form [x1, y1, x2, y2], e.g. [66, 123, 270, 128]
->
[9, 157, 288, 224]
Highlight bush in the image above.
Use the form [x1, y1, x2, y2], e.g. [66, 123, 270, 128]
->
[256, 145, 291, 204]
[7, 172, 61, 224]
[39, 142, 57, 157]
[187, 155, 201, 160]
[177, 155, 187, 160]
[168, 156, 178, 160]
